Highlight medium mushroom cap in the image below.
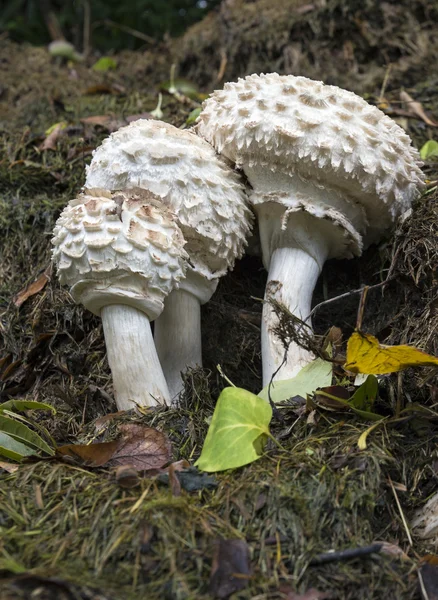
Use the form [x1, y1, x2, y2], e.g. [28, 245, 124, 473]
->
[52, 188, 188, 320]
[196, 73, 425, 245]
[85, 119, 253, 282]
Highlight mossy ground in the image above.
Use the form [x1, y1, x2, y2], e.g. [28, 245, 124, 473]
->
[1, 3, 438, 596]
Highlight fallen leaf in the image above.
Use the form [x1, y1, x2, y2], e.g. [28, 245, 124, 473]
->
[209, 539, 251, 599]
[92, 56, 117, 71]
[109, 424, 171, 471]
[13, 266, 51, 307]
[195, 387, 272, 472]
[57, 439, 120, 467]
[278, 586, 331, 600]
[0, 460, 19, 473]
[94, 411, 126, 433]
[420, 140, 438, 160]
[58, 424, 171, 471]
[39, 122, 67, 151]
[114, 464, 140, 488]
[375, 541, 409, 560]
[420, 562, 438, 600]
[258, 358, 332, 403]
[345, 330, 438, 374]
[357, 418, 387, 450]
[83, 84, 122, 96]
[400, 91, 438, 127]
[314, 385, 350, 409]
[157, 465, 217, 492]
[80, 115, 125, 132]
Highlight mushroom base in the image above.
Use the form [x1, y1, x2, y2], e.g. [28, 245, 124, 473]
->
[101, 304, 171, 409]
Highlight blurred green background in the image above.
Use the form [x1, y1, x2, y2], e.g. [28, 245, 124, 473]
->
[0, 0, 221, 51]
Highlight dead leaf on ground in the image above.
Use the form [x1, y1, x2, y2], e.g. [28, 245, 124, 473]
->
[209, 539, 251, 599]
[0, 460, 19, 473]
[420, 560, 438, 600]
[83, 84, 124, 95]
[278, 586, 332, 600]
[94, 411, 126, 433]
[375, 541, 409, 560]
[114, 464, 141, 488]
[80, 115, 125, 132]
[39, 123, 67, 151]
[58, 424, 171, 472]
[400, 90, 438, 127]
[13, 265, 51, 308]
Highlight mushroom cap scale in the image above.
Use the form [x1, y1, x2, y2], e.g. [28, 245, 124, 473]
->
[196, 73, 425, 244]
[52, 188, 188, 320]
[85, 119, 253, 280]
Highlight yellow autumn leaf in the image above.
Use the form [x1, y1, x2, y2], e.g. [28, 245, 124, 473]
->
[345, 330, 438, 375]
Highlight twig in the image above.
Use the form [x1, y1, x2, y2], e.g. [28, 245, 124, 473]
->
[378, 64, 392, 104]
[388, 475, 413, 546]
[306, 277, 395, 323]
[99, 19, 156, 45]
[309, 543, 383, 565]
[356, 286, 369, 330]
[82, 0, 91, 57]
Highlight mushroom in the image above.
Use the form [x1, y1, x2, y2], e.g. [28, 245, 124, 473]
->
[84, 119, 253, 398]
[52, 188, 188, 410]
[196, 73, 425, 386]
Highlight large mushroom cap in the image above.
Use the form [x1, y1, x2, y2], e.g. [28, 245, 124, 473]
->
[52, 188, 188, 320]
[196, 73, 425, 244]
[85, 119, 253, 280]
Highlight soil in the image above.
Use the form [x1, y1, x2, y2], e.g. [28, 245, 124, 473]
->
[0, 1, 438, 598]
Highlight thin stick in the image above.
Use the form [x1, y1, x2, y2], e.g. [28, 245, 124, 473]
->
[100, 19, 155, 44]
[82, 0, 91, 57]
[309, 543, 383, 565]
[356, 286, 369, 330]
[388, 475, 413, 546]
[306, 278, 395, 322]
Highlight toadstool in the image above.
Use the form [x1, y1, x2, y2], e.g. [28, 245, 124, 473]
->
[52, 188, 188, 410]
[196, 73, 425, 386]
[84, 119, 253, 399]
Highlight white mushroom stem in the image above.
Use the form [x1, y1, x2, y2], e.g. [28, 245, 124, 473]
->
[154, 289, 202, 400]
[154, 270, 218, 401]
[260, 231, 329, 387]
[101, 304, 171, 410]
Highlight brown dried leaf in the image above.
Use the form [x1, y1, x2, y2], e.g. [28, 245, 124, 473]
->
[57, 424, 171, 472]
[114, 464, 141, 488]
[80, 115, 125, 132]
[209, 539, 251, 599]
[57, 440, 120, 467]
[83, 84, 122, 95]
[0, 461, 19, 473]
[376, 541, 409, 560]
[420, 561, 438, 600]
[400, 91, 438, 127]
[39, 123, 66, 151]
[13, 266, 51, 308]
[108, 424, 171, 471]
[94, 411, 126, 433]
[314, 385, 350, 410]
[278, 587, 332, 600]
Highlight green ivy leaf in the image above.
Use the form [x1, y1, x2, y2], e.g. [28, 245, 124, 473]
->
[92, 57, 117, 72]
[420, 140, 438, 160]
[195, 387, 272, 472]
[0, 416, 54, 456]
[258, 358, 332, 403]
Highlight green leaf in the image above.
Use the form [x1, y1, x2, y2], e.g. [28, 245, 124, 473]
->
[186, 107, 201, 126]
[348, 375, 378, 411]
[195, 387, 272, 472]
[0, 431, 35, 461]
[258, 358, 332, 403]
[0, 416, 54, 455]
[0, 400, 56, 413]
[420, 140, 438, 160]
[92, 57, 117, 72]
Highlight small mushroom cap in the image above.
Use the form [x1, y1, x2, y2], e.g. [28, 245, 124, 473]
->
[52, 188, 188, 320]
[85, 119, 253, 280]
[196, 73, 425, 244]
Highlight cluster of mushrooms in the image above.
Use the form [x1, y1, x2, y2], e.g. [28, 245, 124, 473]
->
[52, 73, 425, 411]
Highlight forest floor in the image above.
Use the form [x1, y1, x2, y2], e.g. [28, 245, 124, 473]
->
[1, 1, 438, 597]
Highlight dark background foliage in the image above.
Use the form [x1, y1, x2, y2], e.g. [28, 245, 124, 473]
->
[0, 0, 221, 51]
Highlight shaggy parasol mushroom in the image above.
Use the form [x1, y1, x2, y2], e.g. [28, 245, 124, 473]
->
[197, 73, 425, 386]
[84, 119, 253, 398]
[52, 188, 188, 410]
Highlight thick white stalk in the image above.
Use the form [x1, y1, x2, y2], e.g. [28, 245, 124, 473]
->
[154, 289, 202, 401]
[261, 240, 328, 387]
[101, 304, 170, 410]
